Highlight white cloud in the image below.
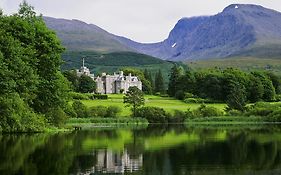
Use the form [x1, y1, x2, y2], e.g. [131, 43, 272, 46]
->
[2, 0, 281, 42]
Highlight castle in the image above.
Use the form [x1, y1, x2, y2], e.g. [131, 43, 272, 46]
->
[76, 58, 142, 94]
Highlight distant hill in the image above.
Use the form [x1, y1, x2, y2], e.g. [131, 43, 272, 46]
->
[61, 51, 176, 83]
[116, 4, 281, 60]
[44, 17, 134, 53]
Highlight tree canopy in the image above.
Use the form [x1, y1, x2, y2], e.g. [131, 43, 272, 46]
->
[123, 86, 145, 118]
[0, 2, 70, 132]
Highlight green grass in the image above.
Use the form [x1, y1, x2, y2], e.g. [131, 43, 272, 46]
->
[81, 94, 226, 117]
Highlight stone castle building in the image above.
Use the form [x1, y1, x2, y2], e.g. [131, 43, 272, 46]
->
[76, 58, 142, 94]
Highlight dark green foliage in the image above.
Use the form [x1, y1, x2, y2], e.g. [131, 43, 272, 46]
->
[169, 110, 186, 123]
[63, 70, 79, 91]
[45, 107, 68, 127]
[69, 92, 90, 100]
[245, 102, 281, 117]
[266, 72, 281, 94]
[72, 101, 88, 118]
[91, 94, 108, 99]
[155, 69, 165, 94]
[0, 2, 70, 131]
[169, 67, 280, 109]
[135, 107, 168, 123]
[0, 93, 45, 132]
[144, 69, 155, 92]
[78, 75, 96, 93]
[175, 90, 185, 100]
[124, 86, 145, 117]
[168, 65, 184, 96]
[105, 106, 121, 118]
[226, 82, 247, 111]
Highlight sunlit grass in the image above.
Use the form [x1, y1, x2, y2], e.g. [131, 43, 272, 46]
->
[81, 94, 227, 117]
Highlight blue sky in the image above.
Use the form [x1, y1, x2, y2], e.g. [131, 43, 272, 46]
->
[1, 0, 281, 43]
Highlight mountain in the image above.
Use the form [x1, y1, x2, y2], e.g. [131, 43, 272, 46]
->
[44, 4, 281, 61]
[43, 16, 134, 53]
[116, 4, 281, 60]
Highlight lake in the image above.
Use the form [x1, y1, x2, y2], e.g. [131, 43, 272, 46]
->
[1, 124, 281, 175]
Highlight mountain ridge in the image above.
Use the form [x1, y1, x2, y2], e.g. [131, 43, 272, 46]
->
[44, 4, 281, 61]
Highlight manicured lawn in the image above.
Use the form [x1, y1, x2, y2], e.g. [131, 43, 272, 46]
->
[81, 94, 226, 117]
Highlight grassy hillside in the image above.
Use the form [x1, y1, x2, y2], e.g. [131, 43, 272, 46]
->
[61, 51, 176, 83]
[187, 57, 281, 75]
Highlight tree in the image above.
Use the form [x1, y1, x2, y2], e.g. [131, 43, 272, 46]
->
[78, 75, 96, 93]
[168, 64, 184, 97]
[63, 70, 79, 91]
[226, 81, 247, 111]
[123, 86, 145, 118]
[144, 69, 154, 92]
[0, 2, 70, 131]
[155, 69, 165, 94]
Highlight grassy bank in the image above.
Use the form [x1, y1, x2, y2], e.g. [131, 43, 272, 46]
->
[66, 117, 149, 129]
[186, 116, 265, 125]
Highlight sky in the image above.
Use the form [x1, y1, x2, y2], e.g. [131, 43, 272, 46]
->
[1, 0, 281, 43]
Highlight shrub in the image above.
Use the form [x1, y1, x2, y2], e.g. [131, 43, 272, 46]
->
[193, 104, 223, 117]
[266, 109, 281, 122]
[0, 93, 46, 132]
[45, 107, 68, 127]
[245, 102, 281, 117]
[105, 106, 121, 118]
[88, 106, 107, 117]
[64, 104, 77, 118]
[69, 92, 90, 100]
[72, 100, 88, 118]
[185, 92, 196, 98]
[275, 94, 281, 102]
[175, 90, 185, 100]
[168, 110, 186, 123]
[91, 94, 108, 100]
[225, 109, 242, 116]
[135, 106, 168, 123]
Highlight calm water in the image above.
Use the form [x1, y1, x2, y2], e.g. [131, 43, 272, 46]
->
[1, 125, 281, 175]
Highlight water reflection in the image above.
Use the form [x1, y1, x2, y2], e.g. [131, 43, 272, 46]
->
[1, 125, 281, 174]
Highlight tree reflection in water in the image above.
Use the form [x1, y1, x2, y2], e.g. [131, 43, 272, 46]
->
[1, 125, 281, 174]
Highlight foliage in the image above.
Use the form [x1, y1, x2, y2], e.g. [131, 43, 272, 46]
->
[0, 2, 70, 131]
[72, 100, 88, 118]
[78, 74, 96, 93]
[135, 107, 168, 123]
[168, 67, 280, 109]
[168, 64, 184, 97]
[67, 117, 148, 125]
[123, 86, 145, 117]
[88, 106, 107, 118]
[69, 92, 90, 100]
[91, 94, 108, 100]
[105, 106, 121, 118]
[45, 107, 68, 127]
[0, 93, 46, 132]
[193, 104, 224, 118]
[155, 69, 165, 94]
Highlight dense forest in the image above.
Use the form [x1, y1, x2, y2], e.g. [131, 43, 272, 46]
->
[0, 2, 70, 132]
[168, 65, 281, 110]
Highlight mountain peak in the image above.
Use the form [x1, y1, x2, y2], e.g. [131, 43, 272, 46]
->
[223, 4, 266, 12]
